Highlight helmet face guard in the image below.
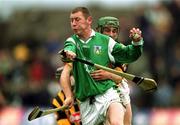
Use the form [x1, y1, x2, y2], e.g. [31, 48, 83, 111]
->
[96, 16, 120, 33]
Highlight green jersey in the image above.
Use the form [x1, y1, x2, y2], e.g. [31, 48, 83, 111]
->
[64, 30, 143, 101]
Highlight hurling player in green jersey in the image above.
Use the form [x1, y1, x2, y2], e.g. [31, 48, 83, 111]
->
[60, 7, 143, 125]
[91, 16, 132, 125]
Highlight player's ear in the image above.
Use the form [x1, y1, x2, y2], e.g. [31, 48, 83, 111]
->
[87, 16, 93, 25]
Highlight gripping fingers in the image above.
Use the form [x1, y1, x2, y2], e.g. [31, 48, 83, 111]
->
[64, 50, 76, 61]
[129, 28, 142, 42]
[58, 49, 76, 62]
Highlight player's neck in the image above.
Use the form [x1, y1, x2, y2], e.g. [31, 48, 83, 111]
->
[80, 28, 92, 41]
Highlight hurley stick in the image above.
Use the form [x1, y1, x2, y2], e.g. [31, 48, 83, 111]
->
[74, 57, 157, 92]
[28, 105, 68, 121]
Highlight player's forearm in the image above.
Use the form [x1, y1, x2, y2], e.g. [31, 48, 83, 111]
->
[60, 64, 73, 98]
[113, 42, 143, 64]
[109, 73, 123, 84]
[60, 74, 73, 98]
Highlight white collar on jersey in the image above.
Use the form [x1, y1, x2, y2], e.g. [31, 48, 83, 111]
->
[76, 29, 96, 44]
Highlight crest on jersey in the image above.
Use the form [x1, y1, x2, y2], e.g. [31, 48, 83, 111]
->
[94, 45, 102, 55]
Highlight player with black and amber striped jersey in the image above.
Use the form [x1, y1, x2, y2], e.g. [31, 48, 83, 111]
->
[52, 66, 81, 125]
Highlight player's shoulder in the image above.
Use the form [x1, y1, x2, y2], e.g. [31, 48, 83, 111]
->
[65, 35, 76, 44]
[95, 32, 110, 43]
[95, 32, 109, 38]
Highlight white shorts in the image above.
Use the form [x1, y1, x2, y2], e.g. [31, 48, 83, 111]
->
[117, 79, 131, 106]
[79, 87, 122, 125]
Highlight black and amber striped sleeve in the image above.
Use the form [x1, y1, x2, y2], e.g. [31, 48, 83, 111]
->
[52, 91, 71, 124]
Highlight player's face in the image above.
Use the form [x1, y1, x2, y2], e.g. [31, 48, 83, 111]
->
[70, 11, 91, 36]
[102, 26, 119, 40]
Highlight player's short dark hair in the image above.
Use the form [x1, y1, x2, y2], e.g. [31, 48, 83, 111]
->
[71, 7, 91, 19]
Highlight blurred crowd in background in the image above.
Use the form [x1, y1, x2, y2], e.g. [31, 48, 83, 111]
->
[0, 0, 180, 125]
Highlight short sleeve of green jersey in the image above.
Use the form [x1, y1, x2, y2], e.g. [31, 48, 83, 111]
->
[64, 37, 76, 53]
[112, 42, 143, 64]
